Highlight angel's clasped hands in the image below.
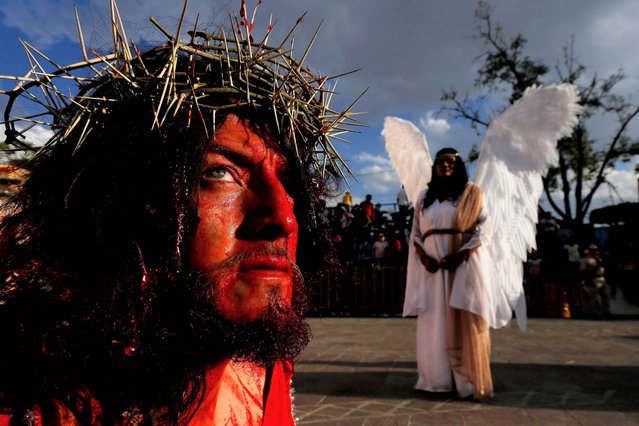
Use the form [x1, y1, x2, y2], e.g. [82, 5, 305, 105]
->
[414, 241, 471, 273]
[414, 242, 441, 273]
[440, 249, 470, 271]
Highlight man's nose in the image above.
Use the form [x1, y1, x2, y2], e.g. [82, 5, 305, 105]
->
[241, 169, 297, 241]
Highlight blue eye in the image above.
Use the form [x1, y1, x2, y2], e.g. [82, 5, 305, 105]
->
[202, 166, 234, 182]
[207, 167, 227, 179]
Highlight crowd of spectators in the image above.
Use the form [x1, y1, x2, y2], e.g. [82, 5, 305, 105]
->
[328, 190, 413, 269]
[326, 188, 638, 316]
[526, 211, 639, 317]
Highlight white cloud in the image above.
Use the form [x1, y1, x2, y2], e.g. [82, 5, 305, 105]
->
[591, 2, 639, 47]
[357, 164, 399, 194]
[419, 111, 450, 134]
[587, 3, 639, 81]
[543, 167, 638, 218]
[352, 151, 399, 194]
[1, 124, 52, 162]
[591, 169, 638, 206]
[356, 151, 392, 166]
[22, 124, 54, 148]
[2, 0, 637, 213]
[0, 1, 76, 47]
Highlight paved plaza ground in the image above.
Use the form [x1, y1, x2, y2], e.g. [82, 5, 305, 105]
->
[293, 316, 639, 425]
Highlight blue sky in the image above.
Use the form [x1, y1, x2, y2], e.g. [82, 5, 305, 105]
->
[1, 0, 638, 215]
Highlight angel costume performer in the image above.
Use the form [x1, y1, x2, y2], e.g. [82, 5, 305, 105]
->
[383, 84, 582, 400]
[407, 149, 506, 399]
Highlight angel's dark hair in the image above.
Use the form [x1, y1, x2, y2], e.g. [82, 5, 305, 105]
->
[422, 147, 469, 209]
[0, 51, 337, 425]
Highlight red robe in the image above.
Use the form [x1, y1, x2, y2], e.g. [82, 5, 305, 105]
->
[0, 360, 295, 426]
[186, 359, 295, 425]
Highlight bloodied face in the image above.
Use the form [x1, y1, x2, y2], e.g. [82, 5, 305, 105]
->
[189, 114, 299, 323]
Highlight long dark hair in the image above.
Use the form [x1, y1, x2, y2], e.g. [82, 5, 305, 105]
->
[0, 53, 337, 425]
[422, 147, 469, 209]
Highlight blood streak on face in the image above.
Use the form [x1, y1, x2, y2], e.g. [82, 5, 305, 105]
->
[189, 114, 299, 322]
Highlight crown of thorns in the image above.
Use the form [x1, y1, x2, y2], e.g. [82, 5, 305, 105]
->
[0, 1, 364, 179]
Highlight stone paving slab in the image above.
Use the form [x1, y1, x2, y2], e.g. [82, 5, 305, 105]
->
[293, 317, 639, 425]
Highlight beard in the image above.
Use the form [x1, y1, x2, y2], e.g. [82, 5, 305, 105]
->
[143, 247, 311, 369]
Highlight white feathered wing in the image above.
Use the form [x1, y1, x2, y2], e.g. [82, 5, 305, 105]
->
[381, 116, 432, 206]
[475, 83, 582, 331]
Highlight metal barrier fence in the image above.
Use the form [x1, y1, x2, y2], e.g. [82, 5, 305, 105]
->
[309, 265, 407, 316]
[308, 264, 577, 318]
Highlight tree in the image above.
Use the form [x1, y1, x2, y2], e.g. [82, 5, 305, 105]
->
[441, 0, 639, 231]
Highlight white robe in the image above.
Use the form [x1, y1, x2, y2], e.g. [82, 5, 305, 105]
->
[403, 191, 511, 395]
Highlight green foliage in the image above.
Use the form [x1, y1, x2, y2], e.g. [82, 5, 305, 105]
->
[473, 1, 548, 103]
[441, 0, 639, 227]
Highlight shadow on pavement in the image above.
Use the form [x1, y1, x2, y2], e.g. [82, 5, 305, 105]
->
[294, 362, 639, 412]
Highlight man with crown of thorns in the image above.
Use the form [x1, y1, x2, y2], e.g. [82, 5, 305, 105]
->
[0, 1, 362, 424]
